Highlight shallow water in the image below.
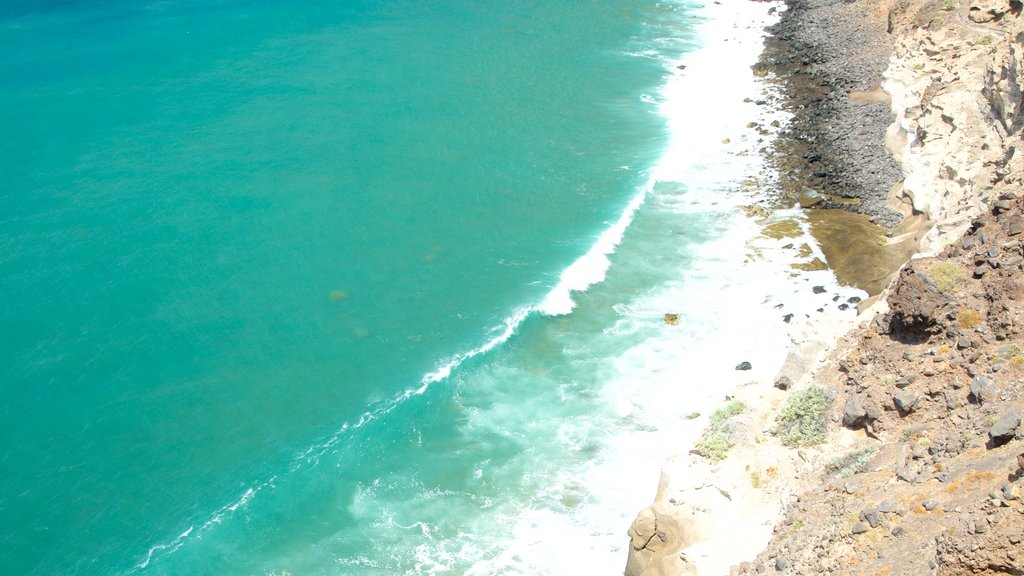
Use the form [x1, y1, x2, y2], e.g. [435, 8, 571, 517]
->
[0, 1, 861, 574]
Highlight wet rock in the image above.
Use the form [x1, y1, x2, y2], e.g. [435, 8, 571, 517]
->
[736, 361, 753, 371]
[663, 313, 680, 326]
[812, 285, 827, 294]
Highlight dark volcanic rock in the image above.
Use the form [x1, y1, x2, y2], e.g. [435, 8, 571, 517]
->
[757, 0, 902, 226]
[843, 394, 868, 428]
[882, 267, 953, 341]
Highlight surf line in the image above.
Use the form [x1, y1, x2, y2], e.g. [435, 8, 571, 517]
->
[122, 174, 655, 573]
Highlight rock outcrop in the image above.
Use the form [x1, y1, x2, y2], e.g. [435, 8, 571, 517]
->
[729, 1, 1024, 574]
[626, 0, 1024, 574]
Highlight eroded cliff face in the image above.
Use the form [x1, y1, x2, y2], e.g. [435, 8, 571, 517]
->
[626, 1, 1024, 575]
[733, 1, 1024, 573]
[885, 0, 1024, 255]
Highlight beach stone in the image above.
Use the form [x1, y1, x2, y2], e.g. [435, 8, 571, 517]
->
[852, 521, 871, 534]
[922, 499, 939, 511]
[843, 394, 868, 428]
[736, 361, 753, 371]
[812, 285, 827, 294]
[989, 408, 1021, 447]
[774, 558, 789, 572]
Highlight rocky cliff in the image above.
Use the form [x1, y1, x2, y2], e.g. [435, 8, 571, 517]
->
[626, 0, 1024, 574]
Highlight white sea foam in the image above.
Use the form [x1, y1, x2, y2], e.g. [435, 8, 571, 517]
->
[538, 187, 650, 316]
[439, 1, 867, 574]
[125, 2, 865, 574]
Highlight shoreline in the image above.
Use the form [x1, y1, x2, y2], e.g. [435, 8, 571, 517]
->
[625, 0, 1024, 573]
[625, 0, 920, 572]
[624, 0, 893, 573]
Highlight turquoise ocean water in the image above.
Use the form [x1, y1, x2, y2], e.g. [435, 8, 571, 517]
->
[1, 1, 858, 574]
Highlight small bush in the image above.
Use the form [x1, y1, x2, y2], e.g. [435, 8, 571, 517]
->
[750, 470, 762, 489]
[694, 400, 748, 463]
[943, 0, 954, 10]
[710, 399, 746, 425]
[959, 308, 983, 329]
[825, 447, 876, 478]
[976, 34, 993, 46]
[926, 262, 965, 293]
[772, 386, 832, 447]
[695, 431, 731, 463]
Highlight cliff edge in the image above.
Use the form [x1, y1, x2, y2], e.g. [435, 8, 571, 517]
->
[626, 0, 1024, 574]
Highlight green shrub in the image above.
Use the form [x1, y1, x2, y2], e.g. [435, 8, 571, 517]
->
[925, 262, 964, 293]
[976, 34, 993, 46]
[772, 386, 832, 447]
[710, 399, 746, 425]
[825, 447, 876, 478]
[694, 399, 748, 463]
[695, 431, 731, 463]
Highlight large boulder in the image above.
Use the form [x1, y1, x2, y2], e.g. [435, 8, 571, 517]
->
[843, 395, 868, 428]
[881, 266, 955, 342]
[989, 408, 1021, 447]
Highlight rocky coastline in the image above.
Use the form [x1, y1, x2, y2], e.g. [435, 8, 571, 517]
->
[760, 0, 904, 227]
[624, 0, 1024, 574]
